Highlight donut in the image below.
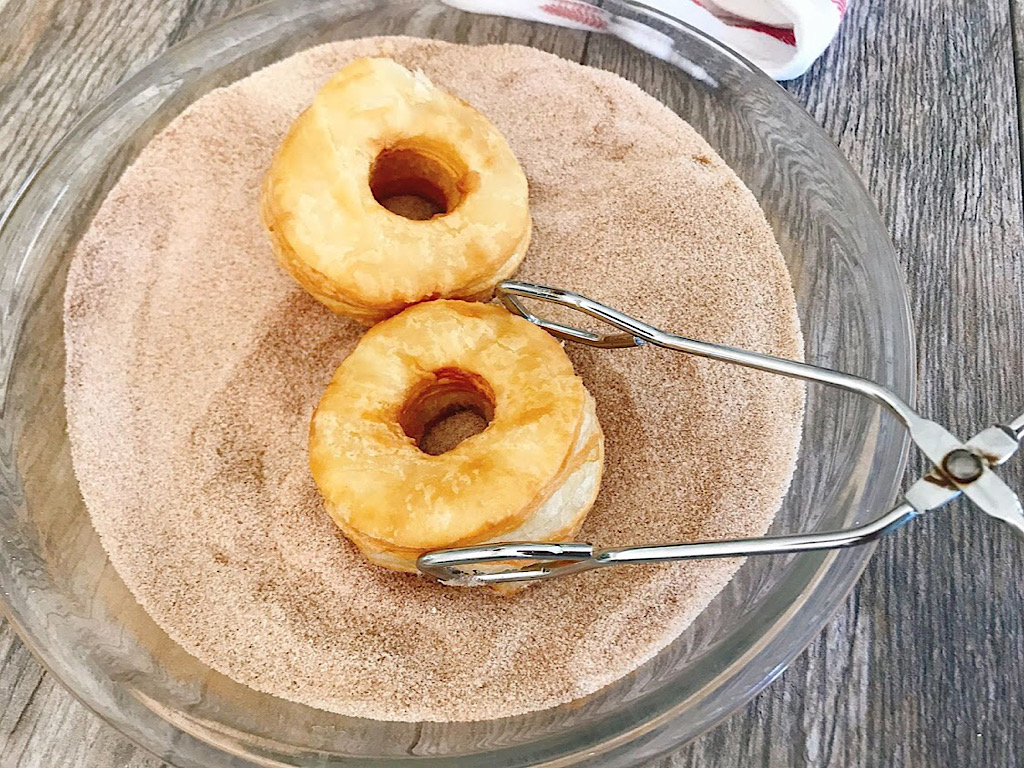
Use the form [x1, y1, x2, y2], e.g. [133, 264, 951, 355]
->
[260, 57, 532, 324]
[309, 300, 603, 583]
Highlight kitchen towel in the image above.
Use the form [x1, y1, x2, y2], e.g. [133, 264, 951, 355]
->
[442, 0, 846, 80]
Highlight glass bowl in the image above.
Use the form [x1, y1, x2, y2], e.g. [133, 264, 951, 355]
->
[0, 0, 914, 765]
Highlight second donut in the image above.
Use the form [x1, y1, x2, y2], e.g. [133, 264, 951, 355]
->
[309, 300, 604, 587]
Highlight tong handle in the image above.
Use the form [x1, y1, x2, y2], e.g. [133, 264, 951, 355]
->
[418, 503, 921, 585]
[499, 281, 920, 422]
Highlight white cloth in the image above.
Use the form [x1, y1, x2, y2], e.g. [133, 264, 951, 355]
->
[441, 0, 846, 80]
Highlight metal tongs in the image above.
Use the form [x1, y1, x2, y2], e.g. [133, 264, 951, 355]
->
[417, 281, 1024, 586]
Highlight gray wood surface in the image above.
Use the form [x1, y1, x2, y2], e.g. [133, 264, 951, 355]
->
[1, 0, 1023, 765]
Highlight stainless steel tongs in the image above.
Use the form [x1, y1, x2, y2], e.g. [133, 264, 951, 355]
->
[416, 281, 1024, 586]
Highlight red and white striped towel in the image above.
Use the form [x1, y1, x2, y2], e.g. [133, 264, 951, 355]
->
[441, 0, 846, 80]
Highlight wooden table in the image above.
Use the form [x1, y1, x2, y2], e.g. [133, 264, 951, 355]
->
[1, 1, 1022, 765]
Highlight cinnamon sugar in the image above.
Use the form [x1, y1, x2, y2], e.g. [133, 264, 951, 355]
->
[63, 38, 804, 722]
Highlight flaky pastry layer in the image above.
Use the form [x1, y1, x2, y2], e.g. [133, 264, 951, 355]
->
[261, 57, 531, 323]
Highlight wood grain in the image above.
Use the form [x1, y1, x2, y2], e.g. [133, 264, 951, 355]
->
[1, 0, 1023, 766]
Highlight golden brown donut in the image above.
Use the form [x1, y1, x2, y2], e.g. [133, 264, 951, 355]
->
[309, 301, 603, 580]
[260, 57, 531, 324]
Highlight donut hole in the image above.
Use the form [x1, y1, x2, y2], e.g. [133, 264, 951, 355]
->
[399, 369, 495, 455]
[369, 143, 469, 221]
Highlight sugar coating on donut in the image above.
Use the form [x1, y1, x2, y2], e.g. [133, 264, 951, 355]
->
[64, 37, 804, 722]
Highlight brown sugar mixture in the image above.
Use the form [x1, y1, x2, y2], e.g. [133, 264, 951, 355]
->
[63, 38, 804, 722]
